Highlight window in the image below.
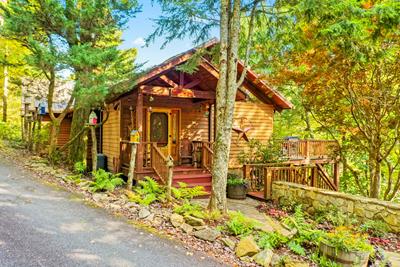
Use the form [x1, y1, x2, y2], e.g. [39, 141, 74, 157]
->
[150, 112, 168, 146]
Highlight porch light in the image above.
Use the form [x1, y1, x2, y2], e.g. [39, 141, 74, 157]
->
[149, 95, 154, 102]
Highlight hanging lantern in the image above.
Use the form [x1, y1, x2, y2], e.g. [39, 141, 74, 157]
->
[89, 111, 98, 125]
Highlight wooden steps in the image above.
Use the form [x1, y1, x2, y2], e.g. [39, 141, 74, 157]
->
[172, 166, 212, 193]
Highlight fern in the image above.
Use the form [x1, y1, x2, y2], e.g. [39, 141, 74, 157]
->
[171, 182, 207, 199]
[174, 200, 205, 218]
[89, 169, 124, 192]
[225, 211, 260, 236]
[257, 232, 288, 249]
[287, 241, 306, 256]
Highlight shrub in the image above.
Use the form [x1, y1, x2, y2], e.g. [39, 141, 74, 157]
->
[321, 227, 374, 253]
[225, 211, 260, 236]
[74, 161, 86, 174]
[238, 139, 283, 164]
[360, 220, 389, 237]
[89, 169, 124, 192]
[315, 206, 358, 227]
[0, 121, 21, 142]
[257, 231, 288, 249]
[227, 173, 247, 186]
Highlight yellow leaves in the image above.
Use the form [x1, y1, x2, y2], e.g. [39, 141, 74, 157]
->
[361, 1, 374, 10]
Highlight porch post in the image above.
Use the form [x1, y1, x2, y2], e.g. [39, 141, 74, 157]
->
[136, 87, 144, 173]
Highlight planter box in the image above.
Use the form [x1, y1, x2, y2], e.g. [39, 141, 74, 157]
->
[319, 241, 370, 267]
[227, 184, 247, 200]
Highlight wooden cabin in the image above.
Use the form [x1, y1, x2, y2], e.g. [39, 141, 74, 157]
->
[100, 40, 295, 191]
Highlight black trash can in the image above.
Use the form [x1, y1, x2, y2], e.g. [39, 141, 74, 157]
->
[97, 154, 107, 171]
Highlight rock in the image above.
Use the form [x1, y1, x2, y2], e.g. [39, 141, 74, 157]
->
[170, 213, 185, 228]
[180, 223, 193, 234]
[253, 249, 274, 267]
[264, 215, 296, 238]
[124, 202, 139, 209]
[194, 228, 221, 242]
[221, 237, 235, 250]
[193, 225, 207, 231]
[239, 256, 253, 263]
[138, 207, 151, 219]
[284, 258, 309, 267]
[384, 251, 400, 267]
[184, 215, 205, 226]
[153, 216, 164, 227]
[92, 193, 108, 202]
[235, 235, 260, 257]
[145, 213, 155, 221]
[270, 254, 282, 267]
[109, 204, 120, 210]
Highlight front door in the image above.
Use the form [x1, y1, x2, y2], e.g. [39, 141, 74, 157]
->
[147, 108, 180, 160]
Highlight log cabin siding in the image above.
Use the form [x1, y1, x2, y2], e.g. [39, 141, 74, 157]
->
[56, 117, 72, 147]
[102, 104, 121, 172]
[229, 101, 274, 168]
[180, 107, 209, 141]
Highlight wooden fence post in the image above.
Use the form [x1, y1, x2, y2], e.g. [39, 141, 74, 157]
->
[166, 155, 174, 202]
[311, 166, 318, 187]
[264, 168, 272, 200]
[333, 162, 340, 191]
[126, 142, 137, 190]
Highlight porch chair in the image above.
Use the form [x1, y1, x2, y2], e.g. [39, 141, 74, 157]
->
[179, 138, 194, 166]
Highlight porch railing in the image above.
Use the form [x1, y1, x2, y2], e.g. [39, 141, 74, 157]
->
[243, 163, 338, 199]
[279, 139, 338, 161]
[151, 143, 169, 184]
[201, 142, 214, 172]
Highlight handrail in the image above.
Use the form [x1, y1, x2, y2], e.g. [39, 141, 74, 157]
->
[201, 142, 213, 172]
[277, 139, 338, 160]
[151, 143, 170, 184]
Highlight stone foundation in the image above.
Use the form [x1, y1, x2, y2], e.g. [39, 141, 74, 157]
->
[272, 181, 400, 233]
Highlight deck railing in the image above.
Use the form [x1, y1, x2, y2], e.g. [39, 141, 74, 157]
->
[279, 139, 338, 161]
[243, 163, 338, 199]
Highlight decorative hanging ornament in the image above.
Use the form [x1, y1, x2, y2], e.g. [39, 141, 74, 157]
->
[89, 111, 98, 125]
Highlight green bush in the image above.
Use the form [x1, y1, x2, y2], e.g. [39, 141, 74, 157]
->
[315, 206, 358, 226]
[0, 121, 21, 141]
[360, 220, 389, 237]
[89, 169, 124, 192]
[322, 227, 374, 253]
[74, 161, 86, 174]
[238, 139, 283, 164]
[227, 173, 246, 186]
[225, 211, 260, 236]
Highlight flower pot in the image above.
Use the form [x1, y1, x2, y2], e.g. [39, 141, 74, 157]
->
[227, 184, 247, 199]
[319, 241, 370, 267]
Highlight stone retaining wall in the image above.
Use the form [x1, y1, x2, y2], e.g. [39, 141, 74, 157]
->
[272, 181, 400, 233]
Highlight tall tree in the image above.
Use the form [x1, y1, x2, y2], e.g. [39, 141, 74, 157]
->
[149, 0, 261, 212]
[1, 0, 139, 162]
[251, 0, 400, 199]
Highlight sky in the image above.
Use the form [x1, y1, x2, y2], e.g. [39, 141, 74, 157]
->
[120, 1, 218, 69]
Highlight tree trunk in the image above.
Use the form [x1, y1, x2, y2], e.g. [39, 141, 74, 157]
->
[369, 152, 381, 199]
[69, 105, 90, 163]
[2, 64, 8, 122]
[49, 121, 61, 159]
[208, 0, 241, 213]
[90, 125, 97, 171]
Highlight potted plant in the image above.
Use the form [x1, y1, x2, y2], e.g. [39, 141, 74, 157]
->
[227, 173, 247, 199]
[319, 227, 374, 267]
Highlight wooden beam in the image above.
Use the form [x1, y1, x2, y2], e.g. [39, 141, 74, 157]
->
[171, 88, 214, 99]
[136, 89, 144, 173]
[142, 85, 215, 100]
[183, 79, 200, 89]
[179, 72, 184, 88]
[141, 85, 170, 96]
[159, 75, 178, 88]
